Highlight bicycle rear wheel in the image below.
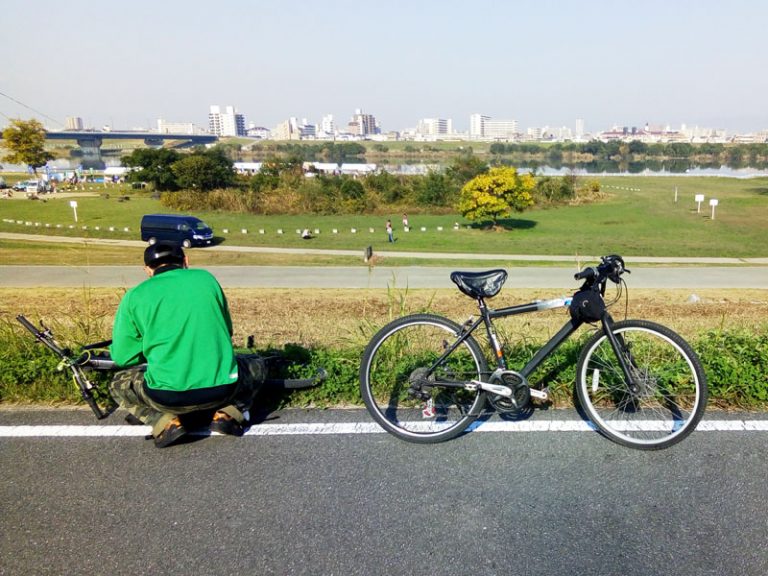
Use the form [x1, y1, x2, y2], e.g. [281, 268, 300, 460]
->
[576, 320, 707, 450]
[360, 314, 488, 443]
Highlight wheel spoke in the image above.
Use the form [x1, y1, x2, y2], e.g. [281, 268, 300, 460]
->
[577, 321, 706, 449]
[360, 315, 487, 443]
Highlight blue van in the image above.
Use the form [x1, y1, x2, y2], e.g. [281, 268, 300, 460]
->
[140, 214, 214, 248]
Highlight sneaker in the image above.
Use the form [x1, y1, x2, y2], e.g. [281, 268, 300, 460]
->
[153, 417, 187, 448]
[210, 411, 245, 437]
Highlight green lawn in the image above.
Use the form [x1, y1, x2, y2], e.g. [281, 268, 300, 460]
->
[1, 175, 766, 258]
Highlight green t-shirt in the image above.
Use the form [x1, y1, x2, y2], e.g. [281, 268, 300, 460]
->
[110, 267, 238, 392]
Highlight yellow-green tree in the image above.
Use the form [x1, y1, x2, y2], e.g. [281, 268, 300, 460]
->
[1, 118, 54, 174]
[456, 166, 535, 226]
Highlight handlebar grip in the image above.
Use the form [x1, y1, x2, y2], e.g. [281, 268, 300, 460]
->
[15, 315, 38, 334]
[574, 267, 597, 281]
[16, 315, 67, 356]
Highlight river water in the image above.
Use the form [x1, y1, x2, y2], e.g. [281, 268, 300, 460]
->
[2, 158, 767, 178]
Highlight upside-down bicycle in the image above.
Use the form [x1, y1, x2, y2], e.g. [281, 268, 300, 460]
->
[359, 255, 708, 450]
[16, 316, 326, 421]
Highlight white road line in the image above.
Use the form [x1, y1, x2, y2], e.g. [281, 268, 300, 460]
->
[0, 420, 766, 438]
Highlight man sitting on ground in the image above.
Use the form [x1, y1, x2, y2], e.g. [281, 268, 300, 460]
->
[109, 242, 263, 447]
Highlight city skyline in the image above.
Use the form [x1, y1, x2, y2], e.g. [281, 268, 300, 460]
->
[55, 107, 759, 144]
[2, 0, 767, 135]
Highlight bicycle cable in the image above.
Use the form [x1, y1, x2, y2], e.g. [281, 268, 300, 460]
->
[604, 278, 629, 320]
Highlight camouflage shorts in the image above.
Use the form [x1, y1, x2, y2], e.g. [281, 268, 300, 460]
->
[109, 354, 266, 436]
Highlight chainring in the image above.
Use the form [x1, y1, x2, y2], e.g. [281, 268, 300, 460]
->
[487, 371, 531, 414]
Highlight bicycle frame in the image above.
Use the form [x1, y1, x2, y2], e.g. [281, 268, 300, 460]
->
[424, 296, 627, 390]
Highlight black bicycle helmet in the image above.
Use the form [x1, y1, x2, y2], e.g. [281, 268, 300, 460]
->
[144, 242, 185, 268]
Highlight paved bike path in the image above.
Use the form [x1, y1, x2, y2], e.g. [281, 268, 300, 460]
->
[3, 263, 768, 289]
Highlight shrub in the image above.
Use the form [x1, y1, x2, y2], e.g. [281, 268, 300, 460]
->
[695, 329, 768, 408]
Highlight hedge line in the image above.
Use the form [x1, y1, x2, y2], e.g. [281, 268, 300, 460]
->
[1, 325, 766, 410]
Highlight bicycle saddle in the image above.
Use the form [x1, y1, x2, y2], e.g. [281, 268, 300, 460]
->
[450, 269, 508, 299]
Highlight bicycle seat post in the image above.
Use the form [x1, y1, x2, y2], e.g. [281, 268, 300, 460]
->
[476, 297, 506, 370]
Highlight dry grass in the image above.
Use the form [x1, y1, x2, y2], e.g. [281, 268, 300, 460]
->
[4, 287, 767, 350]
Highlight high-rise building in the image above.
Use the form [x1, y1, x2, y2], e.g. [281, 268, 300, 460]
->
[348, 108, 378, 136]
[272, 118, 300, 140]
[575, 118, 585, 139]
[469, 114, 490, 139]
[320, 114, 335, 138]
[416, 118, 453, 136]
[471, 114, 517, 140]
[208, 105, 246, 137]
[65, 116, 84, 130]
[484, 119, 518, 140]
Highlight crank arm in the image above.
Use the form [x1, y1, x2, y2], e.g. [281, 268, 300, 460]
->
[468, 380, 513, 398]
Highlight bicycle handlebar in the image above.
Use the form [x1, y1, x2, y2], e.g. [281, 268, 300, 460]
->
[574, 255, 630, 286]
[16, 315, 114, 419]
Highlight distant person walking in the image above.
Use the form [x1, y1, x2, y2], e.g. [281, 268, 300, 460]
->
[402, 213, 409, 230]
[386, 219, 394, 243]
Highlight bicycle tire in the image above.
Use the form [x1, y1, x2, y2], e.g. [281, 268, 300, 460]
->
[360, 314, 488, 443]
[576, 319, 707, 450]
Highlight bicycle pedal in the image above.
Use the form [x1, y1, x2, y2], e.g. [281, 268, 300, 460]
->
[530, 388, 549, 401]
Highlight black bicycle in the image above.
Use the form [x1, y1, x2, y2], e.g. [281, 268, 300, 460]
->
[16, 316, 327, 420]
[359, 255, 708, 450]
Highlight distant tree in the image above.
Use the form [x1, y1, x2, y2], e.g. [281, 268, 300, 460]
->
[489, 143, 507, 155]
[456, 166, 535, 226]
[628, 140, 647, 155]
[446, 153, 488, 187]
[363, 170, 403, 203]
[667, 142, 694, 157]
[123, 148, 181, 191]
[414, 171, 454, 206]
[171, 148, 234, 191]
[1, 118, 54, 174]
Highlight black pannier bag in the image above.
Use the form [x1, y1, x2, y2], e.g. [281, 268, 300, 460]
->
[569, 288, 606, 323]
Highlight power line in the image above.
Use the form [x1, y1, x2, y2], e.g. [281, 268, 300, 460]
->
[0, 91, 64, 128]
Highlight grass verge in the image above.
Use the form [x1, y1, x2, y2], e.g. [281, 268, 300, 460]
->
[2, 287, 767, 410]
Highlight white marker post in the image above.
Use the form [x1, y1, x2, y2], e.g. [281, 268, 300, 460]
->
[69, 200, 78, 223]
[694, 194, 705, 213]
[709, 198, 719, 220]
[674, 186, 678, 203]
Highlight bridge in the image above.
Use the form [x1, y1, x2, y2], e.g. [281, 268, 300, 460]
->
[44, 130, 218, 168]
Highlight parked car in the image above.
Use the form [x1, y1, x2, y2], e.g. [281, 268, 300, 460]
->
[13, 179, 43, 193]
[140, 214, 214, 248]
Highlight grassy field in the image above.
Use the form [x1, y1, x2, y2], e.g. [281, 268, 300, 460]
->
[1, 175, 767, 260]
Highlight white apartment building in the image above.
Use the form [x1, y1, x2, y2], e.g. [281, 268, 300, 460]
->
[471, 114, 518, 140]
[65, 116, 84, 130]
[272, 118, 301, 140]
[485, 119, 518, 140]
[575, 118, 585, 139]
[319, 114, 336, 138]
[348, 109, 379, 136]
[469, 114, 490, 139]
[208, 105, 246, 137]
[416, 118, 453, 137]
[157, 119, 203, 135]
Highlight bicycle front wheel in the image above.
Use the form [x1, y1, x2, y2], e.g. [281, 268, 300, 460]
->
[576, 320, 707, 450]
[360, 314, 488, 443]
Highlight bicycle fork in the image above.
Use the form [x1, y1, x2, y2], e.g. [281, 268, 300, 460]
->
[600, 314, 641, 395]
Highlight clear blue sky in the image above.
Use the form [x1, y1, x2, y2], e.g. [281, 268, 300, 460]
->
[2, 0, 767, 134]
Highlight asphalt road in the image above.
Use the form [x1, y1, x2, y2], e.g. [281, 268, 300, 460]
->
[2, 232, 767, 289]
[2, 264, 768, 289]
[1, 408, 767, 576]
